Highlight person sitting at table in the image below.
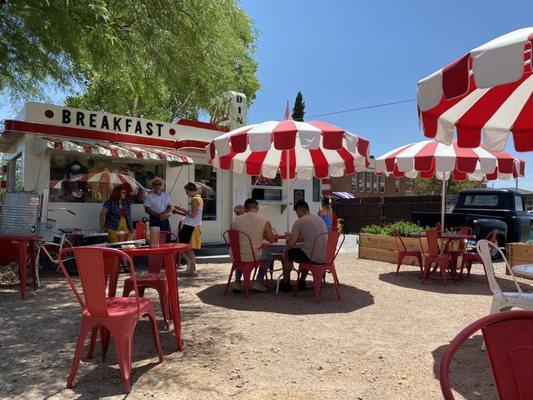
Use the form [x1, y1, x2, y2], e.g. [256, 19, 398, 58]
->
[231, 198, 277, 292]
[99, 185, 133, 243]
[318, 196, 333, 230]
[279, 200, 327, 292]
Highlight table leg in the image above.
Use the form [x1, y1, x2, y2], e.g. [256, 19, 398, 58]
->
[18, 241, 27, 299]
[164, 252, 182, 351]
[29, 240, 38, 290]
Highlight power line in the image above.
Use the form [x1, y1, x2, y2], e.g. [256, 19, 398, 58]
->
[307, 98, 416, 118]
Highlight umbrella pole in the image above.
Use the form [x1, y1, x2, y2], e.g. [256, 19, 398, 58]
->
[286, 149, 291, 233]
[440, 177, 446, 231]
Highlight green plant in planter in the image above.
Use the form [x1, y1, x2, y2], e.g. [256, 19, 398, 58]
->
[360, 221, 424, 236]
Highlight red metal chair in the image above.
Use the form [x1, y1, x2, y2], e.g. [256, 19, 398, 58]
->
[422, 229, 454, 285]
[58, 247, 163, 393]
[122, 230, 177, 329]
[223, 229, 269, 298]
[439, 310, 533, 400]
[459, 229, 498, 277]
[392, 229, 423, 276]
[296, 230, 345, 301]
[445, 226, 473, 274]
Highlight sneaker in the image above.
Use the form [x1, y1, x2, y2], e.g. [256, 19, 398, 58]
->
[297, 280, 307, 291]
[278, 281, 292, 293]
[251, 281, 267, 292]
[232, 281, 244, 292]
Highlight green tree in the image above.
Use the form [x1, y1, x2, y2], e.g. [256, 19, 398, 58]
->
[0, 1, 260, 121]
[291, 91, 305, 121]
[410, 177, 485, 196]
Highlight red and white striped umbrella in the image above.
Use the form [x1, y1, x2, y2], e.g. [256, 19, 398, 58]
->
[74, 169, 145, 191]
[207, 111, 370, 179]
[377, 140, 525, 230]
[418, 28, 533, 152]
[376, 140, 525, 181]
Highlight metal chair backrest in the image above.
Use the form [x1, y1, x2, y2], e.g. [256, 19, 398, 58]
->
[426, 229, 441, 257]
[392, 229, 407, 252]
[476, 240, 523, 298]
[58, 246, 140, 317]
[309, 230, 344, 265]
[223, 229, 258, 263]
[440, 310, 533, 400]
[457, 226, 472, 251]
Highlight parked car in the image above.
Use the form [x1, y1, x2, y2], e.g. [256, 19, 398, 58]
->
[411, 189, 533, 248]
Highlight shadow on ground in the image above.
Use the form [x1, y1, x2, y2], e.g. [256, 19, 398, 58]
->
[378, 269, 533, 295]
[432, 335, 497, 400]
[196, 282, 374, 315]
[0, 270, 233, 399]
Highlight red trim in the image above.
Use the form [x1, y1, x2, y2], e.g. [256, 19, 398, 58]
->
[174, 139, 210, 150]
[3, 120, 177, 149]
[177, 119, 229, 132]
[322, 189, 333, 196]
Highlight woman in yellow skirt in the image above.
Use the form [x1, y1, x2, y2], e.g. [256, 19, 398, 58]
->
[174, 182, 203, 276]
[99, 186, 133, 243]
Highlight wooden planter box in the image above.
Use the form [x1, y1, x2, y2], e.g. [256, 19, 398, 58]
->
[506, 242, 533, 277]
[358, 233, 427, 265]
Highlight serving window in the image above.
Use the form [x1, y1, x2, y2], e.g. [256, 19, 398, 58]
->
[251, 175, 282, 202]
[49, 154, 165, 203]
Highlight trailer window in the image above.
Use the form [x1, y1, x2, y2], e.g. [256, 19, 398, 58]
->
[515, 195, 524, 211]
[463, 194, 499, 207]
[251, 175, 282, 202]
[194, 164, 217, 221]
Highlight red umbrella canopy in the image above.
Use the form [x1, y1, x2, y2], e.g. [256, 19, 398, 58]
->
[376, 140, 525, 181]
[418, 28, 533, 152]
[207, 112, 370, 179]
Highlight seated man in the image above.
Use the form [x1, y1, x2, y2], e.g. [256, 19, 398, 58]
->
[231, 198, 277, 292]
[279, 200, 327, 292]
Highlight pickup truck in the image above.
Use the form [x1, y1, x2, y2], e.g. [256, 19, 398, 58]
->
[411, 188, 533, 248]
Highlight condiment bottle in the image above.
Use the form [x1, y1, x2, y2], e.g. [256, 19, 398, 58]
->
[135, 221, 145, 240]
[145, 221, 150, 243]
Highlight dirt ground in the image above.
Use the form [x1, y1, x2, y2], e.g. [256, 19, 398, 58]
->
[1, 254, 532, 400]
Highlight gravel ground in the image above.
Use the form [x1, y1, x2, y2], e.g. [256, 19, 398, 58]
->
[1, 254, 532, 400]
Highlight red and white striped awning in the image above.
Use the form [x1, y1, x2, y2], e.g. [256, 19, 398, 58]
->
[418, 28, 533, 152]
[207, 116, 370, 179]
[43, 137, 192, 164]
[375, 140, 525, 181]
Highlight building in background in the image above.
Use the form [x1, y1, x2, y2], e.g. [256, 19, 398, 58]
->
[331, 157, 412, 199]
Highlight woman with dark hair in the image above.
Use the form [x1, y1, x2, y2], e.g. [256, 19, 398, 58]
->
[318, 196, 333, 230]
[99, 185, 133, 242]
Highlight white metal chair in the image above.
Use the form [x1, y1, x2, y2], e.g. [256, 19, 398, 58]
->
[476, 240, 533, 314]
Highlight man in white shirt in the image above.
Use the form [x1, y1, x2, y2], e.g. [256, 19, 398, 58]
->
[143, 177, 172, 233]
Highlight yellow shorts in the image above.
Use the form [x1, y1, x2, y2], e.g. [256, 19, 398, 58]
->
[107, 217, 129, 243]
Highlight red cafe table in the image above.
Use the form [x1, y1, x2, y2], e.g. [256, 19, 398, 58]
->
[105, 243, 190, 351]
[0, 235, 42, 299]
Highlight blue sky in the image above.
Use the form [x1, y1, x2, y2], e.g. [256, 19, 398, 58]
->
[1, 0, 532, 189]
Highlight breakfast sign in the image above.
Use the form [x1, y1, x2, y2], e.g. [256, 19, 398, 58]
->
[23, 102, 179, 144]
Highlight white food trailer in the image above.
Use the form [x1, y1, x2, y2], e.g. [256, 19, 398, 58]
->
[0, 102, 323, 244]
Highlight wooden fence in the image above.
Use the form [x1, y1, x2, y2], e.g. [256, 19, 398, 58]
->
[334, 195, 441, 233]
